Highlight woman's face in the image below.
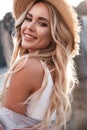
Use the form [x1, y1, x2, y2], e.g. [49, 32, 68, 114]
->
[21, 2, 52, 53]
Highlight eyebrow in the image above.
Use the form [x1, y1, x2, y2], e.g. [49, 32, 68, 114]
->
[27, 13, 50, 23]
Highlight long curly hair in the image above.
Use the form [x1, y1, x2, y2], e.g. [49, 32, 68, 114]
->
[1, 0, 79, 130]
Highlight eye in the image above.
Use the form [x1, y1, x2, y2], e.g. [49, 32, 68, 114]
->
[25, 17, 32, 22]
[39, 22, 48, 27]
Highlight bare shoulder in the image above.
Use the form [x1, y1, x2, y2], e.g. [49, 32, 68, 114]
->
[25, 57, 44, 76]
[14, 57, 44, 90]
[3, 57, 44, 114]
[24, 57, 44, 90]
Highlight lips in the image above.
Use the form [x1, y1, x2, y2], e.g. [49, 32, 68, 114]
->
[24, 33, 37, 40]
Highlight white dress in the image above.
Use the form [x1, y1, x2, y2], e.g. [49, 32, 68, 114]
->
[26, 62, 55, 121]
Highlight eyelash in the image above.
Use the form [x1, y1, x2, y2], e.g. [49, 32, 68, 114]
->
[39, 22, 48, 27]
[25, 17, 32, 22]
[25, 17, 48, 27]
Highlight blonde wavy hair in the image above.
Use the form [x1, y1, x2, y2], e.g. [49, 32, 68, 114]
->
[1, 0, 79, 130]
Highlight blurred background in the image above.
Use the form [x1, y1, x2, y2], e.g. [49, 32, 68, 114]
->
[0, 0, 87, 130]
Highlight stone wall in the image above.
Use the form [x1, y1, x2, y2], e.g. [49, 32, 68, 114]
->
[0, 22, 6, 67]
[0, 12, 14, 67]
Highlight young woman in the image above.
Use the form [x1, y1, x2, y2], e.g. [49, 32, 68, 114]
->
[0, 0, 80, 130]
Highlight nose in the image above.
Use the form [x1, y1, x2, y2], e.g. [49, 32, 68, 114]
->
[27, 22, 36, 31]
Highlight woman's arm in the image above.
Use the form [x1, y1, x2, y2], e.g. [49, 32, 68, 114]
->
[2, 58, 44, 115]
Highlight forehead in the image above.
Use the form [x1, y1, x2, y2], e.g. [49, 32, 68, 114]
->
[27, 2, 50, 20]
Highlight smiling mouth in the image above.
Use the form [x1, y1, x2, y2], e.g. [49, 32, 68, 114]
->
[24, 33, 37, 40]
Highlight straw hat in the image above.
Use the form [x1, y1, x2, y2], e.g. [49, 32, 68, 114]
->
[13, 0, 80, 55]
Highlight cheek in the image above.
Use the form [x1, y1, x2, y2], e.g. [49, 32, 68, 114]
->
[39, 29, 52, 40]
[40, 30, 52, 47]
[44, 30, 52, 43]
[21, 26, 23, 37]
[21, 24, 24, 34]
[21, 22, 26, 34]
